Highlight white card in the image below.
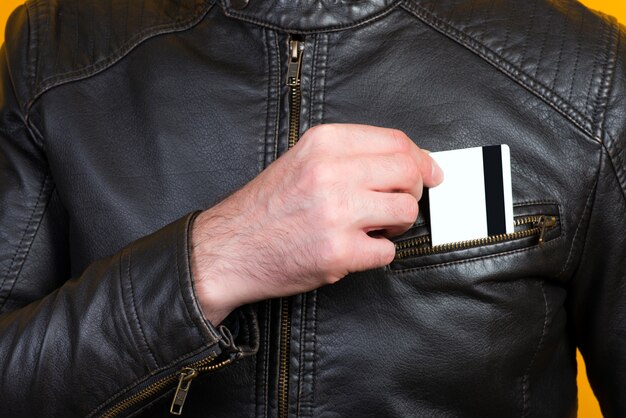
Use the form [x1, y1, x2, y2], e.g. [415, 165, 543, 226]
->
[428, 145, 514, 246]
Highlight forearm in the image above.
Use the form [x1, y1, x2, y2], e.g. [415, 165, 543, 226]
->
[0, 213, 225, 416]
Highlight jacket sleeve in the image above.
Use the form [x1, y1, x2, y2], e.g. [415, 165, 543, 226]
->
[0, 7, 248, 417]
[569, 23, 626, 418]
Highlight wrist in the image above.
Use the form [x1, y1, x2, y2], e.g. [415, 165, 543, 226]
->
[189, 210, 243, 325]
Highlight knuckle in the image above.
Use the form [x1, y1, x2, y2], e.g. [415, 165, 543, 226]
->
[317, 199, 342, 228]
[391, 194, 419, 222]
[299, 159, 334, 190]
[305, 124, 335, 146]
[324, 273, 341, 285]
[366, 239, 395, 268]
[388, 129, 411, 152]
[415, 175, 424, 196]
[318, 236, 348, 269]
[302, 124, 322, 141]
[312, 160, 336, 184]
[397, 153, 419, 181]
[380, 241, 396, 265]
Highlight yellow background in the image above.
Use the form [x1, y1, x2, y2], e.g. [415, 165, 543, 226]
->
[1, 1, 625, 417]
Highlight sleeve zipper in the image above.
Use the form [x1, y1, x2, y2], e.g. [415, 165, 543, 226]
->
[101, 351, 237, 418]
[169, 357, 235, 415]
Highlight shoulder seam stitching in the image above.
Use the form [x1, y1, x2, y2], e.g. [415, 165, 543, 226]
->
[401, 1, 608, 143]
[25, 1, 215, 113]
[24, 0, 39, 107]
[592, 18, 620, 139]
[594, 21, 620, 140]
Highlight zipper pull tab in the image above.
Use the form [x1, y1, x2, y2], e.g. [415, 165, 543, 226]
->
[286, 37, 304, 87]
[536, 216, 557, 246]
[170, 367, 198, 416]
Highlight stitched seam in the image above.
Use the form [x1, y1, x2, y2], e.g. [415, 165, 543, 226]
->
[25, 2, 215, 112]
[118, 251, 145, 370]
[296, 293, 307, 418]
[593, 21, 620, 139]
[263, 300, 271, 418]
[253, 309, 258, 418]
[300, 37, 319, 417]
[263, 28, 271, 171]
[0, 175, 51, 313]
[567, 17, 584, 103]
[605, 134, 626, 203]
[273, 31, 280, 162]
[518, 0, 539, 76]
[34, 0, 49, 92]
[309, 34, 319, 130]
[306, 290, 317, 417]
[220, 0, 402, 34]
[310, 290, 318, 417]
[557, 162, 599, 279]
[24, 0, 39, 98]
[87, 344, 217, 417]
[390, 234, 563, 275]
[401, 1, 599, 143]
[126, 247, 159, 369]
[320, 34, 328, 124]
[500, 10, 512, 58]
[532, 3, 553, 80]
[512, 200, 559, 208]
[583, 24, 603, 119]
[258, 27, 269, 173]
[521, 281, 549, 417]
[550, 7, 568, 91]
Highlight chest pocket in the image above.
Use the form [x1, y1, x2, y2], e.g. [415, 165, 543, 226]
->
[389, 201, 561, 272]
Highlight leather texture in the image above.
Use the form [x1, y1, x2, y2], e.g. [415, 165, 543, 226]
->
[0, 0, 625, 416]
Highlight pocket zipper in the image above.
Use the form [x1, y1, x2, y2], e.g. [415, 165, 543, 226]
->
[394, 215, 558, 260]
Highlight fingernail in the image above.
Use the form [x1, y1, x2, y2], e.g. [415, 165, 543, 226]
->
[431, 159, 444, 184]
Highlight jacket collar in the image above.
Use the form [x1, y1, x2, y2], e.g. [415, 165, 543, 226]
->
[219, 0, 402, 33]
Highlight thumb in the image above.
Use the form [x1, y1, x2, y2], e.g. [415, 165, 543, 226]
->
[418, 149, 444, 188]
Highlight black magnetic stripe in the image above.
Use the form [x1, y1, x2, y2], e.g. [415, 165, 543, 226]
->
[482, 145, 507, 236]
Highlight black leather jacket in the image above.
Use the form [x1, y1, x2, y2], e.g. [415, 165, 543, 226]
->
[1, 0, 625, 416]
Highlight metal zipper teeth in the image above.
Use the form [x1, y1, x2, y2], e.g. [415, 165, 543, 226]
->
[278, 299, 291, 418]
[101, 354, 229, 418]
[279, 35, 304, 418]
[395, 216, 545, 251]
[287, 85, 302, 149]
[394, 215, 557, 259]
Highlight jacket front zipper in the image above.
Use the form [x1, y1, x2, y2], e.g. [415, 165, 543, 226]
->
[394, 215, 558, 259]
[279, 35, 305, 418]
[287, 36, 305, 149]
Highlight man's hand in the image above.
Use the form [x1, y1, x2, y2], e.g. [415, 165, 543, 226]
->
[190, 124, 444, 324]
